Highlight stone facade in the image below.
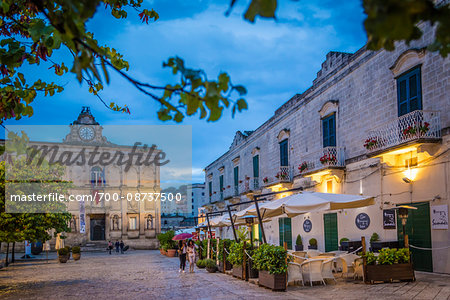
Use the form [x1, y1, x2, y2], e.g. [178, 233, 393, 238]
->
[204, 23, 450, 274]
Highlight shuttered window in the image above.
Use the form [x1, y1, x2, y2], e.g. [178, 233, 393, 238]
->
[252, 155, 259, 178]
[279, 139, 289, 166]
[322, 114, 336, 147]
[233, 166, 239, 187]
[278, 217, 292, 250]
[397, 66, 422, 116]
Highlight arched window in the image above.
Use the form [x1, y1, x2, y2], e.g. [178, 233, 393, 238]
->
[91, 166, 105, 187]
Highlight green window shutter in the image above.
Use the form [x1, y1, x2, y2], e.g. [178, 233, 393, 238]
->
[397, 67, 422, 117]
[233, 166, 239, 187]
[219, 175, 223, 191]
[279, 140, 288, 166]
[322, 114, 336, 147]
[278, 218, 284, 247]
[253, 155, 259, 178]
[208, 181, 212, 201]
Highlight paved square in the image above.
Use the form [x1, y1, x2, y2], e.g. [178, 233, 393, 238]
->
[0, 251, 449, 299]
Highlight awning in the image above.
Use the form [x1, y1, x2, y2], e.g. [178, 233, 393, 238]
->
[235, 191, 375, 220]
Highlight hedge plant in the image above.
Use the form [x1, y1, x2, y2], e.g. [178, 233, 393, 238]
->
[227, 241, 244, 266]
[252, 243, 289, 275]
[309, 238, 317, 246]
[295, 234, 302, 246]
[57, 248, 69, 256]
[72, 246, 81, 254]
[339, 237, 349, 245]
[361, 248, 410, 265]
[218, 239, 232, 261]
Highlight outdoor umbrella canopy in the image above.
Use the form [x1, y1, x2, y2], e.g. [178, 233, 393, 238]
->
[235, 191, 375, 220]
[172, 233, 193, 240]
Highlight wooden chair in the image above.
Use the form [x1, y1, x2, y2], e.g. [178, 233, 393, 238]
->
[288, 262, 304, 286]
[321, 258, 336, 283]
[301, 259, 326, 286]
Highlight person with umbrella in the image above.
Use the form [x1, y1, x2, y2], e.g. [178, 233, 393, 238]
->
[172, 233, 193, 273]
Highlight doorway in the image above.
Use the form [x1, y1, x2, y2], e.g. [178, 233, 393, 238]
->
[324, 213, 338, 252]
[278, 218, 292, 250]
[90, 215, 106, 241]
[397, 202, 433, 272]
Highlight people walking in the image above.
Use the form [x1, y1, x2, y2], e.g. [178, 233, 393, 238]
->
[187, 240, 197, 273]
[119, 240, 124, 254]
[115, 240, 120, 253]
[107, 241, 113, 255]
[178, 240, 187, 273]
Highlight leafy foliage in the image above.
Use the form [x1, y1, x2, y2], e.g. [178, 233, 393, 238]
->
[370, 232, 380, 242]
[0, 0, 247, 124]
[218, 238, 232, 261]
[227, 240, 245, 266]
[204, 258, 216, 269]
[57, 247, 68, 256]
[156, 230, 176, 249]
[308, 238, 317, 246]
[362, 248, 411, 265]
[339, 237, 349, 245]
[228, 0, 449, 57]
[196, 259, 206, 268]
[0, 132, 72, 246]
[252, 243, 289, 275]
[72, 246, 81, 254]
[295, 234, 302, 245]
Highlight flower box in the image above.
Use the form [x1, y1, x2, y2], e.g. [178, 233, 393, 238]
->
[258, 270, 286, 291]
[366, 263, 415, 283]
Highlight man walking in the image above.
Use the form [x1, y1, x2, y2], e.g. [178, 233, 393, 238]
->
[115, 240, 120, 254]
[119, 240, 124, 254]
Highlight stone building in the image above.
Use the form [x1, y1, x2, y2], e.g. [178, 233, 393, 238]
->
[203, 23, 449, 274]
[11, 107, 162, 250]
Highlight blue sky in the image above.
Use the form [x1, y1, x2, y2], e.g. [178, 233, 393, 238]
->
[4, 0, 367, 183]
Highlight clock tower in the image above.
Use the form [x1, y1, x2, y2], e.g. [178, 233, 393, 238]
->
[64, 106, 112, 145]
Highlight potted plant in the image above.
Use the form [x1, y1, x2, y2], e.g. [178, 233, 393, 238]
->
[205, 259, 217, 273]
[165, 230, 177, 257]
[64, 246, 71, 260]
[262, 177, 269, 184]
[364, 138, 379, 150]
[308, 238, 318, 250]
[319, 154, 337, 165]
[228, 241, 245, 279]
[72, 246, 81, 261]
[252, 244, 289, 291]
[419, 122, 430, 135]
[196, 259, 206, 269]
[363, 248, 415, 283]
[298, 162, 308, 174]
[369, 232, 381, 251]
[57, 248, 69, 263]
[295, 234, 303, 251]
[339, 237, 349, 250]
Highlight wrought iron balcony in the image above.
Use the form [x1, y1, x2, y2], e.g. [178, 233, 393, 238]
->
[238, 177, 260, 194]
[298, 147, 345, 175]
[263, 166, 293, 185]
[364, 110, 441, 153]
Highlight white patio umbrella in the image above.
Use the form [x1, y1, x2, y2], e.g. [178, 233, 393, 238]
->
[236, 191, 375, 220]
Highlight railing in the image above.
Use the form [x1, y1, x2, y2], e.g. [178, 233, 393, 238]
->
[263, 166, 293, 185]
[238, 177, 260, 194]
[298, 147, 345, 175]
[365, 110, 441, 153]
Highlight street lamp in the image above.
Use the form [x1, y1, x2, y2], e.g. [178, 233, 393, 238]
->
[396, 205, 417, 248]
[245, 217, 254, 244]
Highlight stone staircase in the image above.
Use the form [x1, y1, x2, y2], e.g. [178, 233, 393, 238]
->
[80, 241, 109, 252]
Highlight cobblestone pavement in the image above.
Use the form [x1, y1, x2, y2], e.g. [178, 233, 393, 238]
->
[0, 250, 449, 300]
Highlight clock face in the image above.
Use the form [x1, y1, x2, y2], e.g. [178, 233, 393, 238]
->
[79, 126, 95, 141]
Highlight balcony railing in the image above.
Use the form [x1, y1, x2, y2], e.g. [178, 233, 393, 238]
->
[299, 147, 345, 175]
[263, 166, 293, 185]
[365, 110, 441, 153]
[238, 177, 260, 194]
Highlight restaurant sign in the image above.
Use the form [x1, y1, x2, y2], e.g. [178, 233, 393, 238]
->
[431, 205, 448, 230]
[355, 213, 370, 230]
[303, 219, 312, 232]
[383, 209, 396, 229]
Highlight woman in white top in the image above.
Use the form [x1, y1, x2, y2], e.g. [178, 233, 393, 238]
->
[187, 240, 197, 273]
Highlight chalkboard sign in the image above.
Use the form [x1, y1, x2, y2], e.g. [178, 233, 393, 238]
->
[303, 219, 312, 232]
[355, 213, 370, 230]
[383, 209, 396, 229]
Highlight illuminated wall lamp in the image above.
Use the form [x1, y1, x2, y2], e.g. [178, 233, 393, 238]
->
[402, 168, 418, 183]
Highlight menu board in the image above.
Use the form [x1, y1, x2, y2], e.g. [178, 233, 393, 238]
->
[383, 209, 396, 229]
[355, 213, 370, 230]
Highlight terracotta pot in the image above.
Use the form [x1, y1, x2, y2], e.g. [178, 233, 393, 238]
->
[166, 249, 176, 257]
[73, 253, 81, 261]
[58, 255, 69, 263]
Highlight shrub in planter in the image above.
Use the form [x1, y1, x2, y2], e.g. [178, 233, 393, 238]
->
[308, 238, 318, 250]
[295, 234, 303, 251]
[57, 248, 69, 263]
[362, 248, 414, 283]
[72, 246, 81, 261]
[370, 232, 380, 243]
[252, 244, 289, 291]
[218, 239, 233, 271]
[339, 237, 349, 250]
[196, 259, 206, 268]
[64, 246, 72, 259]
[205, 259, 217, 273]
